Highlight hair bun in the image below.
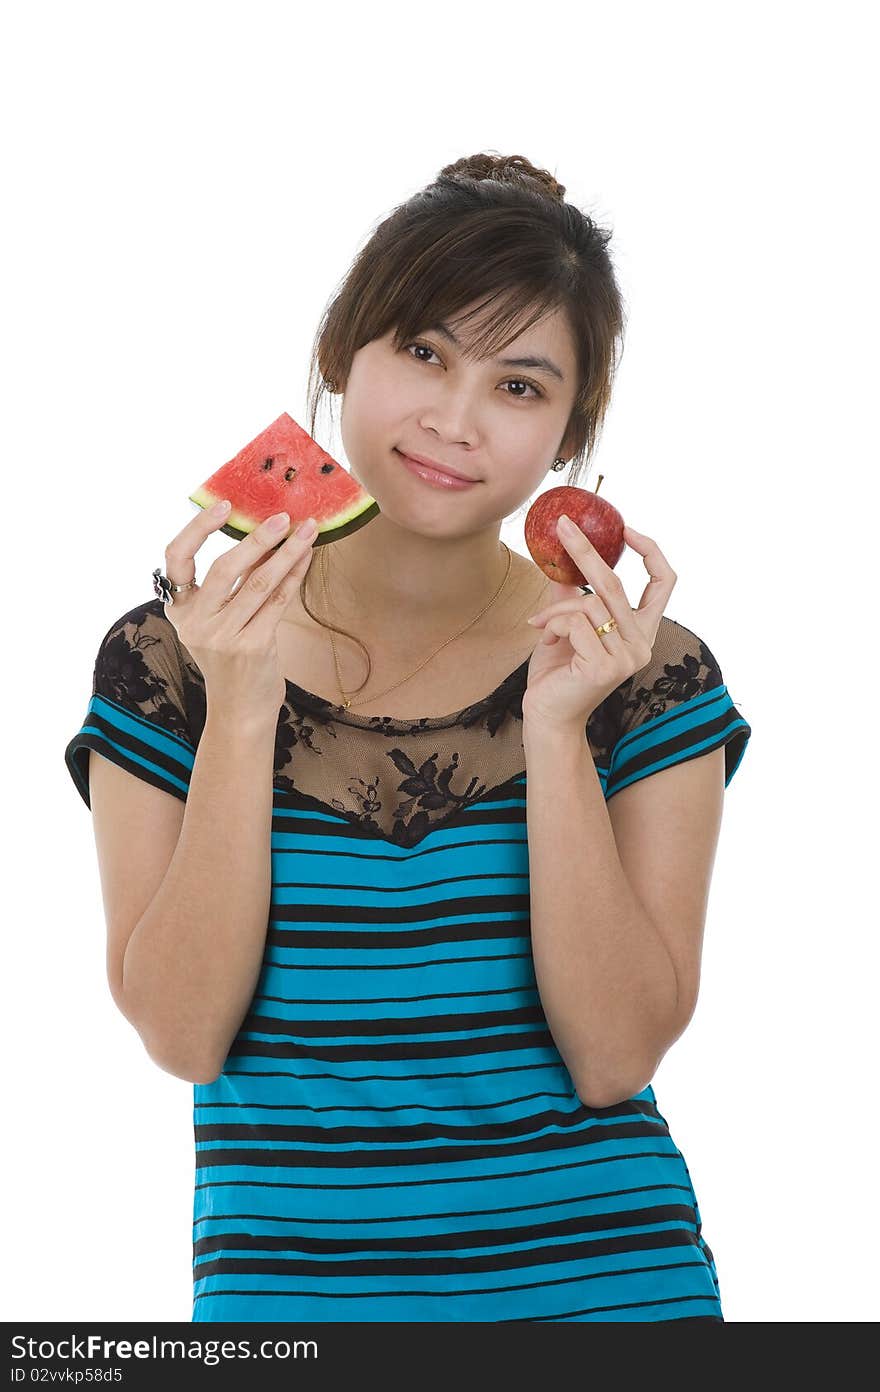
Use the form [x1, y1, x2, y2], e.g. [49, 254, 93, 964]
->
[439, 152, 566, 203]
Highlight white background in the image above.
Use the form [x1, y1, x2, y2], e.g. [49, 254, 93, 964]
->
[4, 0, 876, 1323]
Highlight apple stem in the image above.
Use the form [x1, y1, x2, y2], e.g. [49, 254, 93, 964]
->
[595, 474, 604, 495]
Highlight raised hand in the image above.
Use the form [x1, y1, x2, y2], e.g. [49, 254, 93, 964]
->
[159, 503, 319, 723]
[521, 516, 677, 733]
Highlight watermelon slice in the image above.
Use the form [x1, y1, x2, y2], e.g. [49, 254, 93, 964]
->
[189, 412, 380, 546]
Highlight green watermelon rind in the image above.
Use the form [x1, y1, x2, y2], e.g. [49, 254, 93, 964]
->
[188, 488, 381, 547]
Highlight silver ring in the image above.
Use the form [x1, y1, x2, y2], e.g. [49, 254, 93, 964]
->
[152, 568, 197, 607]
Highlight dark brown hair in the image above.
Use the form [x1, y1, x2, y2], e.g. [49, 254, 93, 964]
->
[299, 150, 627, 697]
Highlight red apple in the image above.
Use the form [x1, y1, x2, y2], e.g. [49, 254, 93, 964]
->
[524, 479, 625, 587]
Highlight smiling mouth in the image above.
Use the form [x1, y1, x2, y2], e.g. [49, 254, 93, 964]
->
[395, 449, 479, 483]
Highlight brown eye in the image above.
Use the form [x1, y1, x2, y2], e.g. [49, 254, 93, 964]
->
[403, 342, 544, 400]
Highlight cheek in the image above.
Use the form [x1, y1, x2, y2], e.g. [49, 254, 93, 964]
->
[342, 371, 403, 441]
[495, 441, 552, 492]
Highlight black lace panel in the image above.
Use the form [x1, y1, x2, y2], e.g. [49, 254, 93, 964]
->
[90, 600, 194, 741]
[616, 616, 729, 739]
[69, 597, 749, 846]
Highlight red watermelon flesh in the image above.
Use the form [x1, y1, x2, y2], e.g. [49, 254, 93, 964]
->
[189, 412, 380, 546]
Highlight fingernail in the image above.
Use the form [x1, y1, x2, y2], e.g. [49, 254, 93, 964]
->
[558, 514, 574, 531]
[296, 517, 318, 538]
[268, 511, 290, 531]
[211, 499, 231, 516]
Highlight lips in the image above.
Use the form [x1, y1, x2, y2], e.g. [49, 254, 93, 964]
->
[396, 449, 478, 483]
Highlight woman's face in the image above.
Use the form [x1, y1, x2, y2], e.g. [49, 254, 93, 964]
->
[337, 299, 580, 536]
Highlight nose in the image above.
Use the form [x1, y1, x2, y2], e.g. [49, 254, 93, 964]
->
[418, 387, 483, 450]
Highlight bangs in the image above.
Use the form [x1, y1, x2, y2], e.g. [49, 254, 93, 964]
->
[366, 213, 569, 362]
[387, 284, 565, 365]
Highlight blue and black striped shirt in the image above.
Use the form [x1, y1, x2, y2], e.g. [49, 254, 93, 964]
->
[65, 597, 750, 1322]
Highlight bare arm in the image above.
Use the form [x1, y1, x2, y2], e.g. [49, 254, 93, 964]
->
[523, 722, 685, 1108]
[121, 708, 279, 1083]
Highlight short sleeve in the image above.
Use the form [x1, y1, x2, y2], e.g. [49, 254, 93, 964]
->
[604, 615, 751, 800]
[64, 598, 198, 810]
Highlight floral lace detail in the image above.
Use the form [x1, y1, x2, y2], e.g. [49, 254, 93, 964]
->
[269, 662, 533, 847]
[283, 746, 500, 847]
[616, 622, 725, 739]
[93, 606, 191, 742]
[83, 598, 733, 849]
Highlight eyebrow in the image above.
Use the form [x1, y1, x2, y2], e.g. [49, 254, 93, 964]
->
[426, 321, 566, 382]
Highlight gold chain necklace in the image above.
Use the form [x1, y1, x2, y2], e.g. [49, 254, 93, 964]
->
[319, 540, 513, 710]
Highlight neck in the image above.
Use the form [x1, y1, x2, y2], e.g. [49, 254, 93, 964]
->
[303, 512, 514, 638]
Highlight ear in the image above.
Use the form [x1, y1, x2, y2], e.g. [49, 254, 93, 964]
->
[556, 417, 579, 464]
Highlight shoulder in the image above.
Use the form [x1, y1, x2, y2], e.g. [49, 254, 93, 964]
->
[601, 613, 752, 796]
[91, 596, 200, 741]
[65, 597, 198, 811]
[628, 614, 726, 703]
[96, 595, 174, 646]
[97, 596, 204, 676]
[95, 595, 191, 681]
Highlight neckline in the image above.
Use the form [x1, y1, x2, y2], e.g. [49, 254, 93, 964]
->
[283, 654, 531, 731]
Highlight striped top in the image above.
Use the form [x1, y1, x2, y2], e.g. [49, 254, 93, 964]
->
[64, 597, 751, 1323]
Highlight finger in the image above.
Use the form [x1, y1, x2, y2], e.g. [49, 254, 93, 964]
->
[626, 529, 678, 620]
[542, 608, 623, 652]
[231, 537, 295, 594]
[225, 553, 270, 603]
[555, 517, 645, 647]
[217, 517, 319, 626]
[529, 597, 615, 627]
[227, 527, 315, 604]
[566, 610, 610, 663]
[163, 498, 235, 592]
[198, 511, 308, 611]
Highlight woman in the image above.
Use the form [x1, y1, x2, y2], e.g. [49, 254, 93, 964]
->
[64, 151, 751, 1322]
